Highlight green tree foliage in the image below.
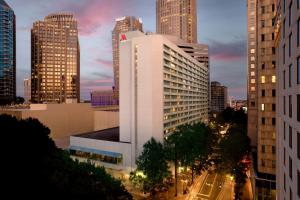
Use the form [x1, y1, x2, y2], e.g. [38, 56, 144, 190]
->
[130, 138, 170, 194]
[165, 123, 215, 183]
[14, 96, 25, 104]
[1, 114, 132, 199]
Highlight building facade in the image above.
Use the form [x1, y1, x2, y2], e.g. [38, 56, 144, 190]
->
[247, 0, 277, 198]
[120, 31, 208, 160]
[275, 0, 300, 199]
[24, 79, 31, 103]
[91, 90, 119, 107]
[156, 0, 197, 43]
[0, 0, 15, 104]
[112, 16, 143, 98]
[210, 81, 228, 113]
[31, 13, 80, 103]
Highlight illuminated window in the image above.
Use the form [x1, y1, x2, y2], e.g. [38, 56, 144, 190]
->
[250, 49, 255, 53]
[251, 87, 255, 91]
[251, 64, 255, 69]
[272, 75, 276, 83]
[261, 76, 265, 83]
[251, 71, 255, 76]
[261, 104, 265, 111]
[251, 56, 255, 61]
[251, 79, 255, 84]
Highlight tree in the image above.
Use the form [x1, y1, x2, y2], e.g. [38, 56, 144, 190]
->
[1, 114, 132, 199]
[14, 96, 25, 104]
[165, 123, 214, 188]
[130, 138, 170, 195]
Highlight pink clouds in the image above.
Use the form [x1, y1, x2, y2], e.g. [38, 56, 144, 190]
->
[95, 58, 113, 68]
[59, 0, 124, 36]
[209, 39, 246, 62]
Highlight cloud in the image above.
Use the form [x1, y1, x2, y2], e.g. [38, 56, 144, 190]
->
[95, 58, 113, 68]
[209, 39, 246, 62]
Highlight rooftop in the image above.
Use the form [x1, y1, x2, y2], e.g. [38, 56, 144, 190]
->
[73, 127, 122, 143]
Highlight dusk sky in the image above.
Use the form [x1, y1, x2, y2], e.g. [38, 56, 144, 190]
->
[9, 0, 247, 100]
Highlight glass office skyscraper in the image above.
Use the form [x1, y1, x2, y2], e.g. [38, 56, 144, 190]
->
[0, 0, 16, 104]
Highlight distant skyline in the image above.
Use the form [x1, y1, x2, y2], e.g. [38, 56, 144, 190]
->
[9, 0, 247, 100]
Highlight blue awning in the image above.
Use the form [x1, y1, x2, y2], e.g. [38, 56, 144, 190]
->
[69, 146, 122, 158]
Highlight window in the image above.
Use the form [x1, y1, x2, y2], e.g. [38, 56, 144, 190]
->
[284, 121, 286, 140]
[272, 104, 276, 111]
[272, 118, 276, 125]
[262, 117, 265, 125]
[272, 61, 276, 68]
[272, 75, 276, 83]
[289, 33, 292, 57]
[251, 71, 255, 76]
[283, 19, 286, 38]
[289, 2, 292, 26]
[250, 49, 255, 53]
[284, 96, 286, 115]
[272, 33, 275, 40]
[251, 79, 255, 83]
[261, 34, 265, 41]
[261, 20, 265, 27]
[289, 95, 292, 118]
[251, 101, 255, 107]
[262, 63, 265, 69]
[272, 146, 276, 154]
[272, 4, 275, 12]
[289, 65, 292, 87]
[261, 76, 265, 83]
[298, 132, 300, 159]
[297, 18, 300, 46]
[290, 126, 293, 149]
[284, 147, 286, 165]
[261, 6, 265, 14]
[262, 104, 265, 111]
[289, 157, 293, 179]
[297, 57, 300, 84]
[262, 145, 265, 153]
[251, 64, 255, 69]
[283, 45, 286, 64]
[298, 95, 300, 122]
[284, 70, 286, 89]
[272, 47, 276, 54]
[272, 160, 276, 168]
[297, 170, 300, 198]
[272, 89, 276, 97]
[262, 159, 265, 167]
[262, 90, 265, 97]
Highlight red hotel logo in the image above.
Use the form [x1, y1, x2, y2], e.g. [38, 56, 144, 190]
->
[120, 34, 127, 41]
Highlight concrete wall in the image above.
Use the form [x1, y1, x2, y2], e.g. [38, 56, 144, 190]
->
[21, 104, 94, 148]
[94, 111, 119, 131]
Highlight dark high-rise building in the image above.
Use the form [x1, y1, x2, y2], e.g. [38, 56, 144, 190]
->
[210, 81, 228, 113]
[0, 0, 16, 104]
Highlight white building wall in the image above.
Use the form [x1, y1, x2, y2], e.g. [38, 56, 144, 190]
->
[70, 136, 132, 173]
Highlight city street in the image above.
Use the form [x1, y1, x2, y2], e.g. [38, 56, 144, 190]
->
[186, 171, 234, 200]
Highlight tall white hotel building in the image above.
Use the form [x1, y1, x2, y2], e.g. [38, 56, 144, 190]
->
[120, 31, 209, 158]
